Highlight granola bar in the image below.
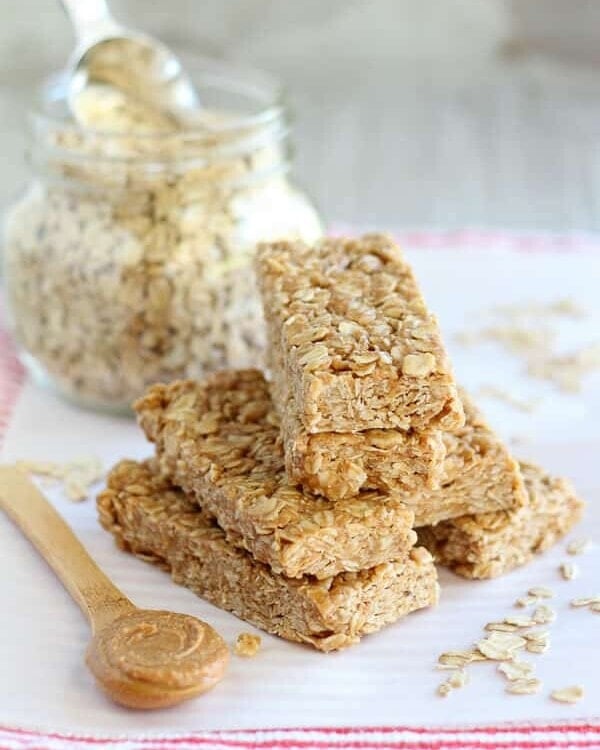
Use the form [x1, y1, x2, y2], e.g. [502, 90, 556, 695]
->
[98, 460, 439, 652]
[283, 403, 446, 500]
[256, 234, 464, 433]
[407, 389, 528, 526]
[134, 371, 417, 579]
[417, 462, 585, 579]
[288, 383, 529, 520]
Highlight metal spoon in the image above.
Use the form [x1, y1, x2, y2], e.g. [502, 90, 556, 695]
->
[59, 0, 199, 124]
[0, 467, 229, 709]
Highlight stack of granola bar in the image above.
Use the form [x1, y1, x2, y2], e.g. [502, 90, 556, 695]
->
[98, 234, 583, 652]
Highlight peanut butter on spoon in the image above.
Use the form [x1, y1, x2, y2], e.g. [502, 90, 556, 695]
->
[0, 467, 229, 709]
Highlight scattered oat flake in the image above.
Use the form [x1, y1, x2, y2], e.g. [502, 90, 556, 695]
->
[493, 299, 586, 320]
[16, 457, 104, 502]
[533, 605, 556, 625]
[527, 344, 600, 393]
[551, 686, 584, 704]
[437, 670, 468, 697]
[571, 596, 600, 608]
[528, 586, 554, 599]
[438, 650, 485, 668]
[485, 622, 519, 633]
[477, 385, 538, 413]
[524, 631, 550, 654]
[498, 660, 535, 681]
[504, 616, 538, 628]
[591, 602, 600, 613]
[507, 678, 542, 695]
[448, 670, 469, 688]
[560, 562, 578, 581]
[515, 595, 537, 608]
[477, 632, 526, 661]
[234, 632, 261, 657]
[567, 538, 591, 556]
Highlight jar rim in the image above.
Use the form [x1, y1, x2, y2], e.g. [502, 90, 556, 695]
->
[30, 50, 287, 144]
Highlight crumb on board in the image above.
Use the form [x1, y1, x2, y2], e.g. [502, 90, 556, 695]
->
[560, 562, 578, 580]
[234, 632, 262, 657]
[567, 538, 591, 556]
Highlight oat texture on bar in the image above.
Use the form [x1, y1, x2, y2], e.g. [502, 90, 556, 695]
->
[98, 460, 439, 652]
[418, 462, 584, 579]
[278, 381, 524, 522]
[281, 403, 446, 501]
[405, 389, 528, 526]
[134, 370, 417, 579]
[256, 234, 464, 433]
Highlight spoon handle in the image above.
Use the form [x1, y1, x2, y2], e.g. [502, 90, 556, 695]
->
[59, 0, 121, 45]
[0, 467, 133, 632]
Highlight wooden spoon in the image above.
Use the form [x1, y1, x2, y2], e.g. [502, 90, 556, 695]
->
[0, 466, 229, 709]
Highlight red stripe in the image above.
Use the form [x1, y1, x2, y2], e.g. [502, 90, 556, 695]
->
[4, 724, 600, 742]
[2, 725, 600, 749]
[0, 324, 25, 451]
[3, 735, 600, 750]
[329, 226, 600, 254]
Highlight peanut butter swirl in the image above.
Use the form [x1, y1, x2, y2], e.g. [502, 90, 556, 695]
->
[86, 609, 229, 706]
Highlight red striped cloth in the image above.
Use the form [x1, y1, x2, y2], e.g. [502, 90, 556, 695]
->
[2, 722, 600, 750]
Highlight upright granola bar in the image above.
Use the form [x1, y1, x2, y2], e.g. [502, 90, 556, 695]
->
[256, 234, 464, 433]
[134, 371, 417, 580]
[98, 460, 439, 652]
[418, 462, 584, 579]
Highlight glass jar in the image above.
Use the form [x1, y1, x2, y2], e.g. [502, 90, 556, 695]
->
[3, 53, 322, 412]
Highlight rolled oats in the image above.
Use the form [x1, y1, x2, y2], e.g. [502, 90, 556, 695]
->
[16, 457, 103, 501]
[503, 616, 538, 628]
[498, 660, 535, 681]
[524, 631, 550, 654]
[476, 632, 526, 661]
[477, 385, 538, 413]
[528, 586, 554, 599]
[567, 538, 591, 556]
[437, 669, 469, 697]
[456, 300, 599, 394]
[570, 596, 600, 609]
[532, 605, 556, 625]
[97, 460, 439, 652]
[551, 686, 584, 704]
[4, 81, 321, 409]
[438, 650, 486, 668]
[560, 562, 578, 580]
[485, 622, 521, 633]
[515, 595, 538, 608]
[506, 678, 542, 695]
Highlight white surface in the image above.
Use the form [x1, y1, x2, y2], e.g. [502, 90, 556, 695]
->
[1, 246, 599, 734]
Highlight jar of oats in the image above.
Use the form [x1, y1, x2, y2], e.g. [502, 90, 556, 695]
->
[3, 54, 322, 411]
